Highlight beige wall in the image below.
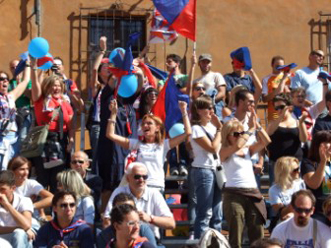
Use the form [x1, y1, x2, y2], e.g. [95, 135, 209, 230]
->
[1, 0, 331, 92]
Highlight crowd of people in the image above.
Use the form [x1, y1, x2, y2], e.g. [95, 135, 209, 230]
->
[1, 33, 331, 248]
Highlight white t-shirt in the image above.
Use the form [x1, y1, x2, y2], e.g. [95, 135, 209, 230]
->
[191, 123, 219, 169]
[271, 217, 331, 248]
[104, 185, 173, 238]
[223, 147, 257, 188]
[193, 71, 226, 91]
[269, 179, 306, 206]
[15, 179, 43, 198]
[0, 192, 33, 227]
[74, 196, 95, 225]
[129, 139, 171, 188]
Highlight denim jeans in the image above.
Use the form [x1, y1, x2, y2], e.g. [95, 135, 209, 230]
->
[17, 112, 32, 149]
[89, 123, 100, 174]
[0, 228, 32, 248]
[188, 166, 197, 228]
[192, 167, 222, 239]
[0, 131, 18, 170]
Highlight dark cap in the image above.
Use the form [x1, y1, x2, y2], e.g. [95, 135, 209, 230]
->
[199, 54, 212, 62]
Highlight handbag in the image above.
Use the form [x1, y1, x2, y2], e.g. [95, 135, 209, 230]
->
[199, 125, 226, 189]
[20, 107, 61, 158]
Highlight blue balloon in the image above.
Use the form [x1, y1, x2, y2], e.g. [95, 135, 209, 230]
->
[109, 48, 125, 67]
[169, 123, 185, 138]
[38, 53, 53, 70]
[28, 37, 49, 58]
[118, 74, 138, 98]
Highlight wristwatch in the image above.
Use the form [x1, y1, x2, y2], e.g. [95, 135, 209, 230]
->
[244, 131, 254, 136]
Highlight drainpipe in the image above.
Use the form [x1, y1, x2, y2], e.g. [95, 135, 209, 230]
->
[35, 0, 41, 36]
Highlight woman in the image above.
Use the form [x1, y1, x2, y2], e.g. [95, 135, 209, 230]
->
[57, 169, 95, 229]
[8, 156, 53, 220]
[301, 130, 331, 223]
[220, 110, 271, 248]
[30, 58, 74, 193]
[189, 94, 222, 239]
[267, 94, 308, 185]
[108, 204, 155, 248]
[322, 196, 331, 226]
[0, 64, 30, 170]
[88, 36, 110, 173]
[107, 99, 191, 191]
[137, 87, 158, 121]
[268, 156, 305, 231]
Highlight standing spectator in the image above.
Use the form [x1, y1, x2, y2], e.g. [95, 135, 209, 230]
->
[301, 131, 331, 223]
[30, 59, 74, 193]
[220, 112, 270, 248]
[271, 190, 331, 247]
[262, 56, 291, 122]
[0, 63, 30, 170]
[193, 53, 226, 119]
[267, 94, 308, 185]
[291, 50, 326, 105]
[0, 171, 33, 248]
[313, 90, 331, 135]
[34, 191, 94, 248]
[190, 94, 223, 239]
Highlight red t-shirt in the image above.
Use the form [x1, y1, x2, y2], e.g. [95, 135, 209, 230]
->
[34, 96, 73, 132]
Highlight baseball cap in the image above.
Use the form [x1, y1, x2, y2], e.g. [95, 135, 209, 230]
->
[199, 54, 212, 62]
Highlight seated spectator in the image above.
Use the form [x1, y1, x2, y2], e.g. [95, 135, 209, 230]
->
[70, 151, 102, 218]
[107, 99, 191, 192]
[313, 90, 331, 135]
[250, 238, 283, 248]
[8, 156, 53, 225]
[268, 156, 306, 232]
[322, 196, 331, 226]
[103, 162, 175, 239]
[108, 204, 156, 247]
[267, 94, 308, 185]
[271, 189, 331, 247]
[0, 170, 33, 248]
[262, 55, 291, 122]
[34, 191, 94, 247]
[97, 193, 156, 248]
[57, 170, 95, 229]
[301, 130, 331, 223]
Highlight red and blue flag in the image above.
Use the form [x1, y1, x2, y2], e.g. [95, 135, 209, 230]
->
[153, 0, 196, 41]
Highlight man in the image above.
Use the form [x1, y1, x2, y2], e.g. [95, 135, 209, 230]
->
[103, 162, 175, 238]
[52, 57, 84, 111]
[193, 53, 226, 119]
[34, 191, 94, 248]
[250, 238, 283, 248]
[313, 90, 331, 135]
[70, 151, 102, 217]
[0, 170, 33, 248]
[262, 56, 291, 122]
[271, 189, 331, 247]
[158, 54, 188, 93]
[291, 50, 327, 105]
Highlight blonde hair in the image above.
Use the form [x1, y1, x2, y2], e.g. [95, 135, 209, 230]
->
[141, 114, 165, 145]
[57, 170, 90, 199]
[274, 156, 299, 190]
[41, 75, 66, 99]
[191, 94, 213, 125]
[323, 196, 331, 216]
[221, 120, 244, 147]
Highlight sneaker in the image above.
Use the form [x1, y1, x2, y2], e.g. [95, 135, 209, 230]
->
[179, 166, 188, 176]
[170, 168, 179, 176]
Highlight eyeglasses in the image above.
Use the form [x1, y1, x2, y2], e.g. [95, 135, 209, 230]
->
[274, 105, 286, 111]
[293, 206, 312, 214]
[194, 86, 205, 91]
[229, 131, 245, 138]
[0, 77, 8, 82]
[126, 220, 141, 227]
[59, 203, 76, 209]
[71, 160, 85, 165]
[133, 174, 148, 180]
[292, 167, 300, 173]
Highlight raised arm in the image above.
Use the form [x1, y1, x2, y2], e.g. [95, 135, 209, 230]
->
[9, 61, 31, 101]
[30, 58, 42, 102]
[315, 77, 329, 113]
[91, 36, 107, 98]
[262, 72, 290, 103]
[267, 106, 288, 136]
[169, 101, 192, 149]
[249, 68, 262, 106]
[298, 112, 308, 143]
[106, 99, 130, 149]
[186, 52, 197, 98]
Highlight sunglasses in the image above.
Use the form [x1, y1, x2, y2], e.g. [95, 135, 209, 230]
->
[134, 174, 148, 180]
[60, 203, 76, 209]
[71, 160, 85, 165]
[0, 77, 8, 82]
[274, 105, 286, 111]
[293, 206, 312, 214]
[292, 167, 300, 173]
[229, 131, 245, 138]
[194, 86, 205, 91]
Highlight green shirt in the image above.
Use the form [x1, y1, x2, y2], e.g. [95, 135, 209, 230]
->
[8, 79, 32, 108]
[158, 74, 188, 88]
